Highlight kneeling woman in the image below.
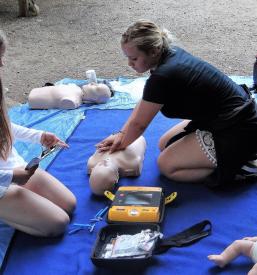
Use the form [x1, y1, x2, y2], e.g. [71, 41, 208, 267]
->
[96, 20, 257, 187]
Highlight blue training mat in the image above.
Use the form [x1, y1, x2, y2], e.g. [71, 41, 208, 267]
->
[0, 105, 86, 269]
[0, 76, 146, 270]
[0, 76, 146, 269]
[1, 109, 257, 275]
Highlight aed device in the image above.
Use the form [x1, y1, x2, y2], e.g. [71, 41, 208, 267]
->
[104, 186, 177, 223]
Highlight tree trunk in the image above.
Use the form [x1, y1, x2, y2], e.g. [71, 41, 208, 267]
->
[18, 0, 39, 17]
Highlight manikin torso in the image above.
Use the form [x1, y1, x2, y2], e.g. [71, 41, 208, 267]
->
[28, 83, 111, 109]
[87, 136, 146, 195]
[28, 84, 83, 109]
[82, 83, 111, 104]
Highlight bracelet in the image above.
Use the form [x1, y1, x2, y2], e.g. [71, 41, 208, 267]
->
[112, 130, 125, 135]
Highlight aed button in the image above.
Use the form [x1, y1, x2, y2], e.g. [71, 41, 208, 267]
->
[129, 209, 139, 216]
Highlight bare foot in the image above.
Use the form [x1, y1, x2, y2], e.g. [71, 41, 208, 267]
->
[208, 255, 226, 268]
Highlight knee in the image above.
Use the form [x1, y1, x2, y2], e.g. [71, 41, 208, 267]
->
[157, 154, 175, 179]
[232, 240, 244, 253]
[65, 193, 77, 215]
[43, 213, 70, 237]
[8, 185, 28, 201]
[158, 136, 168, 151]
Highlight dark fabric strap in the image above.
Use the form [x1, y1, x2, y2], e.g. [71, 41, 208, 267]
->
[165, 131, 189, 148]
[241, 165, 257, 175]
[154, 220, 212, 254]
[239, 160, 257, 179]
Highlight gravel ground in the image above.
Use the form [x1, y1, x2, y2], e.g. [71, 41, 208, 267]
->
[0, 0, 256, 108]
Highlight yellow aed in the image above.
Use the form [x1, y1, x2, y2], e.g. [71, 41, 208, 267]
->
[104, 186, 177, 223]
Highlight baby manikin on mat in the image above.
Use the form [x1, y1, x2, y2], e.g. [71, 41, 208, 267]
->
[87, 136, 146, 195]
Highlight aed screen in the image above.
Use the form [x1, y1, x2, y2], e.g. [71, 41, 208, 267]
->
[124, 193, 153, 205]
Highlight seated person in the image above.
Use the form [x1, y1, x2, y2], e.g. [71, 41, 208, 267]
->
[208, 236, 257, 274]
[28, 82, 112, 109]
[87, 136, 146, 195]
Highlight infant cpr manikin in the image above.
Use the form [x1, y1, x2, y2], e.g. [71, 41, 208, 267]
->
[87, 136, 146, 195]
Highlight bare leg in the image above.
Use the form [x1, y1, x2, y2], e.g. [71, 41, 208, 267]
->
[24, 168, 76, 215]
[0, 185, 70, 236]
[157, 132, 215, 182]
[208, 240, 254, 268]
[0, 168, 76, 236]
[249, 263, 257, 275]
[159, 120, 190, 151]
[244, 237, 257, 242]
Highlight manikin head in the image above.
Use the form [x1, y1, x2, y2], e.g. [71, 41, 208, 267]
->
[82, 83, 111, 104]
[89, 158, 119, 196]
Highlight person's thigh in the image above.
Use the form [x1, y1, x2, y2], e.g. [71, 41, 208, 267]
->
[249, 263, 257, 275]
[24, 168, 76, 214]
[0, 184, 69, 235]
[159, 119, 191, 151]
[158, 131, 216, 172]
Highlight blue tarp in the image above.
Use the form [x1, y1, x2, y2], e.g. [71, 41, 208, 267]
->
[2, 108, 257, 275]
[0, 75, 256, 272]
[0, 76, 146, 268]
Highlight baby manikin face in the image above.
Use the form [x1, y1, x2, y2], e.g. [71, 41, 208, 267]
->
[82, 83, 111, 104]
[89, 158, 119, 195]
[93, 158, 119, 181]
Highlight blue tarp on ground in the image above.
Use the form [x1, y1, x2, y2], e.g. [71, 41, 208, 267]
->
[0, 76, 255, 274]
[2, 108, 257, 275]
[0, 76, 146, 268]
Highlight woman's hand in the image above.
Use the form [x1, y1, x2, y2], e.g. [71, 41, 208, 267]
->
[96, 132, 125, 153]
[12, 166, 37, 185]
[41, 132, 68, 148]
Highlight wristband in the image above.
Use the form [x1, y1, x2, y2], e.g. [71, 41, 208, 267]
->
[112, 130, 125, 135]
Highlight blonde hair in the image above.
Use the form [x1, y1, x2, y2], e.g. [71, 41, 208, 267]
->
[121, 19, 173, 54]
[0, 31, 12, 160]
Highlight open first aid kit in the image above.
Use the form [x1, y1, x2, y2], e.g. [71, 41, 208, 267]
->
[90, 186, 212, 269]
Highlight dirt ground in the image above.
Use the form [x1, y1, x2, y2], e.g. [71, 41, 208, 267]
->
[0, 0, 256, 108]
